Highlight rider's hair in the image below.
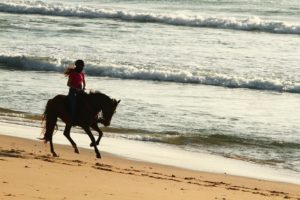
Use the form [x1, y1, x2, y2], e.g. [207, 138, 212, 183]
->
[74, 60, 84, 73]
[64, 59, 85, 75]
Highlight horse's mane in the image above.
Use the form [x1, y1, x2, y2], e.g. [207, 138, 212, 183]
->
[87, 90, 112, 102]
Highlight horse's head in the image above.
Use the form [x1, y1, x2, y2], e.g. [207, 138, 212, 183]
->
[101, 98, 120, 127]
[89, 91, 120, 126]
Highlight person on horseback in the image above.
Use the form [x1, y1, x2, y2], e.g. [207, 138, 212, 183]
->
[42, 60, 120, 158]
[64, 59, 86, 124]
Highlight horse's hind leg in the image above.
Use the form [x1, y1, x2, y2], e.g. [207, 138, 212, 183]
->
[44, 112, 58, 157]
[49, 139, 58, 157]
[63, 124, 79, 154]
[90, 123, 103, 146]
[84, 127, 101, 158]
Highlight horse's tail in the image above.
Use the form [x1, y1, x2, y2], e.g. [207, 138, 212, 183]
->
[40, 99, 58, 143]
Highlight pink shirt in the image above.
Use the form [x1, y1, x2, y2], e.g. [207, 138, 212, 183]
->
[68, 72, 85, 89]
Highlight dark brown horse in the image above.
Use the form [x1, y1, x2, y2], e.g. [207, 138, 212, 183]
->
[41, 91, 120, 158]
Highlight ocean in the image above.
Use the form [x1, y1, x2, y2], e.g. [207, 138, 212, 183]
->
[0, 0, 300, 179]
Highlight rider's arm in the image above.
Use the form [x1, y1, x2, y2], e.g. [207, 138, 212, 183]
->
[82, 74, 86, 90]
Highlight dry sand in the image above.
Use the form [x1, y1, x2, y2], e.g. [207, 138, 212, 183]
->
[0, 134, 300, 200]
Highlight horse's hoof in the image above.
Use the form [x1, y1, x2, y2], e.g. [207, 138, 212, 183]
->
[96, 154, 101, 159]
[90, 142, 96, 147]
[74, 149, 79, 154]
[52, 153, 58, 157]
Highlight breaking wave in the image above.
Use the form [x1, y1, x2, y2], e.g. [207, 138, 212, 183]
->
[1, 1, 300, 34]
[1, 54, 300, 93]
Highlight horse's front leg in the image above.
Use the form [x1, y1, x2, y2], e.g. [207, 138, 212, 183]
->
[63, 124, 79, 154]
[84, 127, 101, 158]
[90, 122, 103, 146]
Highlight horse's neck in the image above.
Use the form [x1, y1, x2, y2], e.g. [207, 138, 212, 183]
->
[89, 95, 106, 112]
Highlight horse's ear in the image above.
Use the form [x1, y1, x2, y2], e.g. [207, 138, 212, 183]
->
[117, 100, 121, 104]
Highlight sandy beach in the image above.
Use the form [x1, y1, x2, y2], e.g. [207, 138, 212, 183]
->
[1, 134, 299, 200]
[1, 0, 300, 199]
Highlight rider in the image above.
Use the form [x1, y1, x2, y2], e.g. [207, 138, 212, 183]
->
[64, 59, 86, 124]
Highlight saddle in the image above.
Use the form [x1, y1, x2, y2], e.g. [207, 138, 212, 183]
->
[66, 92, 102, 124]
[66, 91, 87, 123]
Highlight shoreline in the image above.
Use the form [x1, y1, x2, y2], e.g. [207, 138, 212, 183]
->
[0, 121, 300, 186]
[1, 134, 300, 200]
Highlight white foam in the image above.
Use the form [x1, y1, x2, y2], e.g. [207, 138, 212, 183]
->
[1, 121, 299, 185]
[1, 1, 300, 34]
[1, 54, 300, 93]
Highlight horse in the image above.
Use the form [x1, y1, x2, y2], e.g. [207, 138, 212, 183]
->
[41, 91, 120, 158]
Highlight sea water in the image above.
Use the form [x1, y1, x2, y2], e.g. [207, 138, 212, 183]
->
[0, 0, 300, 180]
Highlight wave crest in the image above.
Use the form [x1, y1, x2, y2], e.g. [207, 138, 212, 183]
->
[1, 1, 300, 34]
[0, 54, 299, 93]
